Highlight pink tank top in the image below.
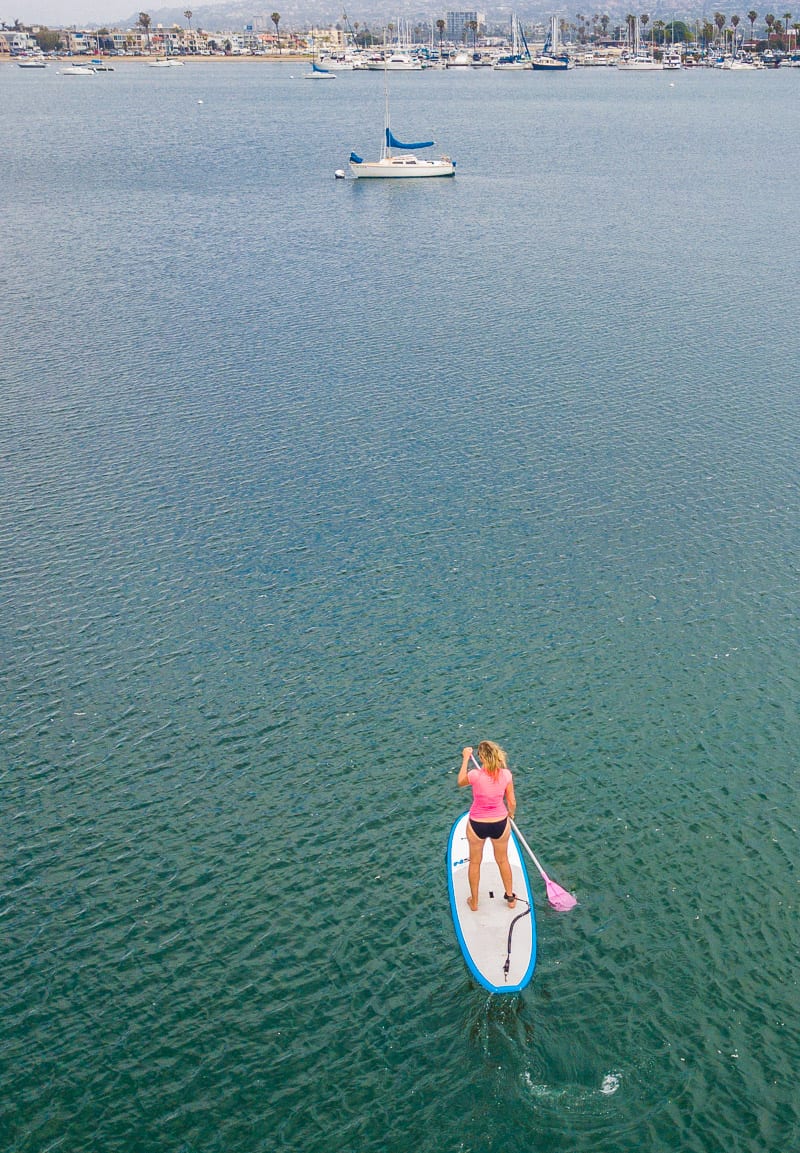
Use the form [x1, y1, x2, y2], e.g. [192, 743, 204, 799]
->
[468, 767, 512, 821]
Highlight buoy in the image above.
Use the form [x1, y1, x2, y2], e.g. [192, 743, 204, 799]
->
[334, 169, 346, 179]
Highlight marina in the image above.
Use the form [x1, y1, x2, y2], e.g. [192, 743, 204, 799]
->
[4, 49, 800, 1153]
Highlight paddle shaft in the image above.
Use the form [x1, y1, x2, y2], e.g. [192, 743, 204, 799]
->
[509, 820, 548, 881]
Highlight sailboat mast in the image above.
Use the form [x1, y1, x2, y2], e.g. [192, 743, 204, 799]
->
[382, 58, 390, 159]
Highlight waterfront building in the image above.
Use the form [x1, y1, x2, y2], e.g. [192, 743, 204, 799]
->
[445, 10, 484, 41]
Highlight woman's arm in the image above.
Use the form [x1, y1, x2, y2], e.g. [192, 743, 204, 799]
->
[504, 777, 517, 819]
[457, 746, 473, 787]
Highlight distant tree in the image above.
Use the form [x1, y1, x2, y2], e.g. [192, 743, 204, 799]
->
[668, 19, 693, 41]
[436, 17, 445, 55]
[714, 10, 727, 43]
[184, 9, 192, 32]
[782, 10, 792, 44]
[138, 11, 151, 49]
[33, 26, 62, 50]
[640, 11, 650, 42]
[467, 18, 478, 47]
[271, 11, 280, 52]
[600, 13, 610, 35]
[747, 8, 758, 36]
[730, 12, 741, 47]
[765, 11, 775, 37]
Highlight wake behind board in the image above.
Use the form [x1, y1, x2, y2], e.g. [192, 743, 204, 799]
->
[447, 812, 536, 994]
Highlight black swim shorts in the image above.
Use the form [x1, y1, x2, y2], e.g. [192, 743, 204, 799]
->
[469, 817, 508, 840]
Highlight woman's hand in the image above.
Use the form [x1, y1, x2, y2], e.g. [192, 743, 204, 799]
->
[457, 747, 473, 787]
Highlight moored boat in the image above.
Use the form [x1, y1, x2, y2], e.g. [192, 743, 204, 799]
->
[348, 62, 454, 179]
[306, 60, 335, 78]
[532, 16, 572, 70]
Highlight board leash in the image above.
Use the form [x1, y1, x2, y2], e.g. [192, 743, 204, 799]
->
[504, 897, 531, 981]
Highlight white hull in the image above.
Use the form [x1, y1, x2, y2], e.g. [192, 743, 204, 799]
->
[532, 56, 571, 70]
[350, 155, 455, 178]
[60, 65, 96, 75]
[366, 54, 423, 71]
[617, 57, 661, 70]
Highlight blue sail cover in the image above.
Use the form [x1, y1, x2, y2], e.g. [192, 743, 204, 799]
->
[386, 128, 434, 151]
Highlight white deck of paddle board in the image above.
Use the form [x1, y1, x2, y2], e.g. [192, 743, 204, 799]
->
[447, 812, 536, 994]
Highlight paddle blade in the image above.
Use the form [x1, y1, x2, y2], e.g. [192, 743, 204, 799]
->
[544, 878, 578, 912]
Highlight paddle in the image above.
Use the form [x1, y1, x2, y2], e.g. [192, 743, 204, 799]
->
[469, 752, 577, 912]
[509, 820, 577, 912]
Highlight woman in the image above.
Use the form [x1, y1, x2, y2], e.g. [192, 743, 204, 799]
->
[457, 741, 518, 911]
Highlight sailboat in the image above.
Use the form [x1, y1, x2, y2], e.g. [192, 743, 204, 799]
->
[494, 14, 530, 69]
[306, 37, 336, 78]
[348, 62, 454, 178]
[532, 16, 571, 70]
[617, 16, 660, 69]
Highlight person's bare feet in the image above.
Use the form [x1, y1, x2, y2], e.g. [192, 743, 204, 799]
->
[504, 892, 517, 909]
[467, 896, 478, 911]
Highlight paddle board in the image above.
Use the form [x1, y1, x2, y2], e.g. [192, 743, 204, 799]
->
[447, 812, 536, 994]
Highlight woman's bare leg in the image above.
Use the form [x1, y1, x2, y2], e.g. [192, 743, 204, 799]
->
[491, 823, 515, 907]
[465, 820, 484, 911]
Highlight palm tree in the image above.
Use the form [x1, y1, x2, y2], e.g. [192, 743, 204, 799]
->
[600, 13, 610, 36]
[782, 10, 792, 45]
[747, 9, 758, 38]
[184, 8, 192, 29]
[436, 17, 445, 57]
[625, 12, 636, 48]
[765, 11, 776, 38]
[271, 11, 280, 53]
[138, 11, 151, 50]
[467, 18, 478, 48]
[714, 10, 726, 45]
[640, 11, 650, 44]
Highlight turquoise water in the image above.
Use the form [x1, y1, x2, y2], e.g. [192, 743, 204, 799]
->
[2, 60, 799, 1151]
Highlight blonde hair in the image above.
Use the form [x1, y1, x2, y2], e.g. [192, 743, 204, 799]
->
[476, 740, 508, 777]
